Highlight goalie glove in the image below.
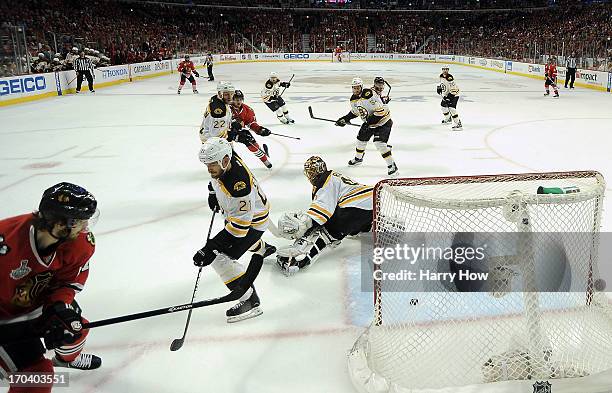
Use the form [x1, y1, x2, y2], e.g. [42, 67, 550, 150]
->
[277, 212, 313, 240]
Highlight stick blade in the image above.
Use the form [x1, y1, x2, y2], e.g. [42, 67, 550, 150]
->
[170, 338, 185, 351]
[308, 106, 314, 119]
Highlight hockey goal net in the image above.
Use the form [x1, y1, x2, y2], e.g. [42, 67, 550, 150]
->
[332, 51, 351, 63]
[348, 171, 612, 393]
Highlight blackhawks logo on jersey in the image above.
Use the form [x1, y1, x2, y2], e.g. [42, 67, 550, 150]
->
[11, 272, 53, 308]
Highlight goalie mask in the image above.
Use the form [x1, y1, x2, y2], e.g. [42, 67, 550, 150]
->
[303, 156, 327, 185]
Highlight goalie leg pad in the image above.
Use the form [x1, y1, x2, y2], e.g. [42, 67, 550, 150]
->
[276, 226, 340, 275]
[211, 253, 246, 285]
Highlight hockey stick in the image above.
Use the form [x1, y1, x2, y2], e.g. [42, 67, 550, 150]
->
[308, 106, 359, 127]
[279, 74, 295, 97]
[384, 80, 392, 102]
[269, 132, 300, 140]
[170, 210, 217, 351]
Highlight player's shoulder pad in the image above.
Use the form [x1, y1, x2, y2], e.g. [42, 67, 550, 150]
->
[350, 93, 360, 101]
[442, 74, 454, 81]
[265, 80, 274, 89]
[361, 88, 374, 99]
[58, 231, 96, 263]
[209, 96, 227, 118]
[221, 156, 252, 197]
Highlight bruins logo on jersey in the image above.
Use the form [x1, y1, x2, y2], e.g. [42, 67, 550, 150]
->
[11, 272, 53, 308]
[214, 108, 223, 115]
[234, 181, 247, 192]
[361, 88, 373, 99]
[440, 73, 454, 81]
[265, 81, 274, 89]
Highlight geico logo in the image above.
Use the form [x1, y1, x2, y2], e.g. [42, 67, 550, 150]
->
[283, 53, 309, 59]
[579, 73, 597, 81]
[102, 69, 128, 78]
[133, 65, 151, 73]
[0, 75, 46, 96]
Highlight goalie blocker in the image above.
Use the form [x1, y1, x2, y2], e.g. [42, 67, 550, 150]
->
[276, 156, 373, 275]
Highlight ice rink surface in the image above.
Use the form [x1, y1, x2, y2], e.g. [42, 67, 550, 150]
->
[1, 61, 612, 392]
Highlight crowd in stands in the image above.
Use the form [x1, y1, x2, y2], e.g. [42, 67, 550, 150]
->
[1, 0, 610, 77]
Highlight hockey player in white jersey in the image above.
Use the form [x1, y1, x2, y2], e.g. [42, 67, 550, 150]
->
[261, 72, 294, 124]
[437, 65, 462, 130]
[193, 137, 276, 322]
[199, 81, 240, 143]
[335, 78, 398, 176]
[372, 76, 390, 104]
[276, 156, 373, 275]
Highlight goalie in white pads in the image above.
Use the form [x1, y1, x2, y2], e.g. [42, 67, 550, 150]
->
[276, 156, 373, 275]
[335, 78, 398, 176]
[199, 81, 240, 143]
[193, 137, 275, 322]
[261, 72, 294, 124]
[437, 65, 462, 130]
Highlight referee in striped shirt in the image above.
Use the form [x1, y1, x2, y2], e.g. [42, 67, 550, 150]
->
[565, 53, 577, 89]
[74, 51, 95, 93]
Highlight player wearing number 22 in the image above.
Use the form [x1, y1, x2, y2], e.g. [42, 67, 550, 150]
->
[199, 81, 236, 143]
[276, 156, 373, 275]
[194, 138, 276, 322]
[0, 183, 102, 393]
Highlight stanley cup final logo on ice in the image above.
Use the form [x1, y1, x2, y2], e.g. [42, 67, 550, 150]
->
[533, 381, 552, 393]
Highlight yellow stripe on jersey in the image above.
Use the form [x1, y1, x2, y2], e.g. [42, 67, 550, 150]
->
[228, 216, 251, 226]
[252, 211, 269, 224]
[310, 203, 332, 219]
[307, 209, 328, 224]
[340, 186, 373, 201]
[338, 189, 373, 207]
[307, 205, 331, 223]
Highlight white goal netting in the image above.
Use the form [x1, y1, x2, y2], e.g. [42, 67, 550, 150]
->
[348, 171, 612, 393]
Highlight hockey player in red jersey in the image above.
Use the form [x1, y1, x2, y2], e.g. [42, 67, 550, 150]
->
[544, 57, 559, 98]
[177, 55, 199, 94]
[0, 183, 101, 393]
[230, 90, 273, 169]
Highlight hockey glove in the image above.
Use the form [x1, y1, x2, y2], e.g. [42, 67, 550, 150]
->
[40, 302, 83, 349]
[436, 85, 443, 95]
[231, 120, 242, 133]
[279, 82, 291, 88]
[335, 117, 347, 127]
[193, 70, 200, 78]
[236, 130, 256, 145]
[193, 245, 216, 267]
[259, 127, 271, 137]
[208, 183, 220, 212]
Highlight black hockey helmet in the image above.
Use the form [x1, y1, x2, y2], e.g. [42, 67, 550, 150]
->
[184, 54, 190, 60]
[39, 182, 97, 221]
[374, 76, 385, 84]
[234, 90, 244, 100]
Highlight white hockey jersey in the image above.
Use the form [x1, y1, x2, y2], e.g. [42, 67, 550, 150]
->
[210, 154, 269, 237]
[349, 88, 391, 128]
[260, 79, 280, 103]
[307, 171, 373, 226]
[200, 95, 232, 142]
[440, 73, 460, 97]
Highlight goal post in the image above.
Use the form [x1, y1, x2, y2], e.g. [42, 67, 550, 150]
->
[348, 171, 612, 392]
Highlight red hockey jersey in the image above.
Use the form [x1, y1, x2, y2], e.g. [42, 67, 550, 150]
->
[231, 103, 263, 134]
[545, 64, 557, 79]
[178, 60, 196, 76]
[0, 214, 95, 322]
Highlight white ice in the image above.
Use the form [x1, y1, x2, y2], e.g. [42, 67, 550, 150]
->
[1, 61, 612, 393]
